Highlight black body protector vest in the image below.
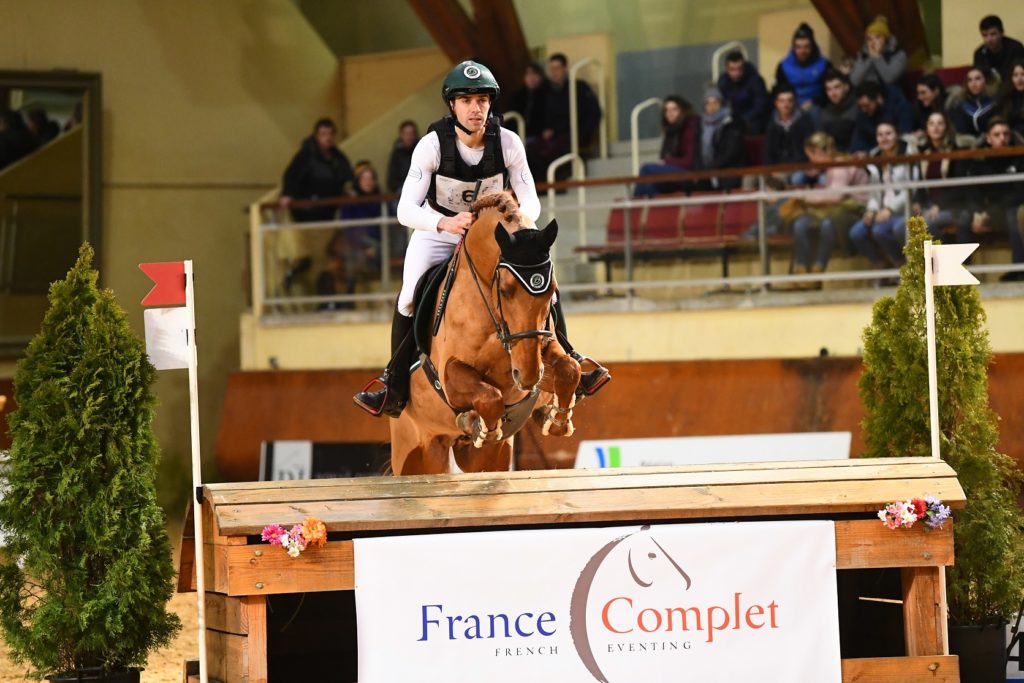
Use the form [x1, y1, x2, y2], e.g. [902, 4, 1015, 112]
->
[425, 114, 509, 216]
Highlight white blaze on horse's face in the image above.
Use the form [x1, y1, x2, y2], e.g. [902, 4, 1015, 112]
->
[451, 94, 491, 133]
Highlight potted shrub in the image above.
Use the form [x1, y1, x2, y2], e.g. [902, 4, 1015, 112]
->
[0, 245, 181, 681]
[859, 217, 1024, 682]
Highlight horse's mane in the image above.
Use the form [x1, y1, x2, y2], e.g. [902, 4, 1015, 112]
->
[471, 191, 533, 232]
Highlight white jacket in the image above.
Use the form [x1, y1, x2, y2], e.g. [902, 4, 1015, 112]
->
[864, 142, 920, 213]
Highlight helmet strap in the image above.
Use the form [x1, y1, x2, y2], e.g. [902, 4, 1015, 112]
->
[447, 104, 475, 135]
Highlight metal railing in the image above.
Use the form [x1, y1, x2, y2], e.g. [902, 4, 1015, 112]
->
[630, 97, 662, 177]
[502, 111, 526, 144]
[710, 41, 749, 83]
[569, 57, 608, 161]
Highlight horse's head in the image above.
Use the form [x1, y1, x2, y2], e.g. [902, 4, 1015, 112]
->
[494, 219, 558, 391]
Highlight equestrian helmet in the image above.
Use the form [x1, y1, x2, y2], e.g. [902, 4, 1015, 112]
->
[442, 60, 500, 104]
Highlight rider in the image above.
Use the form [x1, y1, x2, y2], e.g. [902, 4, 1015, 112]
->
[354, 60, 610, 418]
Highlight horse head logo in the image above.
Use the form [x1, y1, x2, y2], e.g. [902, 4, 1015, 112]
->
[570, 526, 691, 683]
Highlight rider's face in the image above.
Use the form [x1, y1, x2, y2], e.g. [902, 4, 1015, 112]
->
[451, 94, 491, 132]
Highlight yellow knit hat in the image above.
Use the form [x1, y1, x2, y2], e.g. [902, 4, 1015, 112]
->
[865, 15, 891, 39]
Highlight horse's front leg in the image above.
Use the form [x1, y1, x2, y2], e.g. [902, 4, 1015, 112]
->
[535, 341, 581, 437]
[445, 358, 505, 448]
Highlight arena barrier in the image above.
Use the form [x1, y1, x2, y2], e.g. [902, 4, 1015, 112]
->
[179, 456, 964, 682]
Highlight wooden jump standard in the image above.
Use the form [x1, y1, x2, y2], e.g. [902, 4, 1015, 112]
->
[179, 456, 965, 682]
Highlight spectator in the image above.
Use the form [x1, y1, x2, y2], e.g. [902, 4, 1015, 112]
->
[764, 83, 815, 181]
[963, 117, 1024, 279]
[997, 60, 1024, 139]
[974, 15, 1024, 84]
[25, 108, 59, 146]
[949, 67, 996, 138]
[850, 16, 907, 90]
[387, 120, 419, 195]
[63, 101, 83, 132]
[914, 112, 969, 242]
[634, 96, 697, 197]
[775, 23, 832, 115]
[850, 121, 919, 270]
[851, 80, 915, 153]
[281, 118, 354, 223]
[504, 62, 548, 141]
[821, 70, 858, 152]
[912, 74, 948, 141]
[0, 111, 36, 170]
[717, 50, 770, 134]
[788, 132, 869, 283]
[527, 53, 602, 181]
[687, 87, 745, 191]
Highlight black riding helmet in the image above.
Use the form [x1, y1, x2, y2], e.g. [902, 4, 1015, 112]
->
[441, 60, 500, 104]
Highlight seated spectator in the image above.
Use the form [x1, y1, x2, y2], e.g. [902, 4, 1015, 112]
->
[387, 120, 419, 195]
[914, 112, 969, 241]
[687, 87, 745, 192]
[912, 74, 948, 141]
[764, 83, 815, 171]
[281, 118, 354, 223]
[25, 108, 59, 146]
[974, 15, 1024, 84]
[788, 132, 869, 283]
[997, 60, 1024, 139]
[963, 117, 1024, 279]
[527, 53, 602, 181]
[316, 161, 384, 308]
[0, 111, 36, 170]
[775, 23, 832, 117]
[851, 81, 915, 153]
[633, 96, 697, 197]
[504, 63, 548, 142]
[821, 70, 858, 152]
[850, 122, 919, 270]
[850, 16, 907, 91]
[718, 50, 770, 134]
[949, 67, 996, 138]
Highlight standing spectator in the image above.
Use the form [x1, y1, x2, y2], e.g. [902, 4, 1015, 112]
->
[974, 15, 1024, 84]
[280, 118, 354, 223]
[788, 132, 869, 283]
[775, 23, 832, 116]
[717, 50, 770, 134]
[0, 111, 36, 170]
[850, 122, 919, 269]
[821, 70, 858, 152]
[763, 83, 815, 172]
[963, 117, 1024, 279]
[850, 16, 907, 91]
[914, 112, 969, 241]
[387, 120, 419, 195]
[851, 80, 915, 153]
[25, 108, 59, 146]
[687, 87, 745, 191]
[527, 53, 602, 181]
[504, 63, 548, 141]
[634, 96, 697, 197]
[949, 67, 996, 138]
[997, 60, 1024, 139]
[911, 74, 948, 141]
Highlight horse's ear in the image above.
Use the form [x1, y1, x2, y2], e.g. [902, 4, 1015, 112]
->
[494, 221, 514, 252]
[540, 219, 559, 248]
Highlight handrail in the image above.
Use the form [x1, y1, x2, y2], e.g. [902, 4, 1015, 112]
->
[630, 97, 663, 177]
[502, 110, 526, 144]
[545, 151, 586, 264]
[569, 57, 608, 161]
[711, 41, 748, 83]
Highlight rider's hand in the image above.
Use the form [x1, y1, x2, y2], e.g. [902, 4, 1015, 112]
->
[438, 212, 473, 234]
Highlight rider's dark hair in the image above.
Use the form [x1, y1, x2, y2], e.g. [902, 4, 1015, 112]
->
[548, 53, 568, 67]
[980, 15, 1003, 33]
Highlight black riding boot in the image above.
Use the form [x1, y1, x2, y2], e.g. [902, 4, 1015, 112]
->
[551, 298, 611, 398]
[353, 310, 416, 418]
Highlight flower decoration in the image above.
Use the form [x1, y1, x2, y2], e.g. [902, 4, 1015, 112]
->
[877, 497, 951, 531]
[260, 517, 327, 557]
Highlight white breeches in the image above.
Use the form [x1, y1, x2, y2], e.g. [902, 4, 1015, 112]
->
[396, 230, 461, 317]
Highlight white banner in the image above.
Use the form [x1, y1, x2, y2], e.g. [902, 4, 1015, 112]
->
[355, 521, 840, 683]
[143, 306, 190, 370]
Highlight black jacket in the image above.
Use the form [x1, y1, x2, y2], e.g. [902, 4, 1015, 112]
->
[505, 82, 548, 139]
[821, 91, 858, 151]
[763, 111, 815, 165]
[914, 140, 967, 209]
[973, 36, 1024, 82]
[692, 115, 745, 189]
[282, 136, 354, 222]
[542, 79, 601, 143]
[967, 144, 1024, 209]
[717, 63, 770, 135]
[386, 139, 415, 194]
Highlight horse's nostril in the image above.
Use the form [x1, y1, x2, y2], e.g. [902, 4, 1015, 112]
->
[512, 368, 521, 386]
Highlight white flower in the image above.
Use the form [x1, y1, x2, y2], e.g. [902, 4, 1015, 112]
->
[287, 544, 301, 558]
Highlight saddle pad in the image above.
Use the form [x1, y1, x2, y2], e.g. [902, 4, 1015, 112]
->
[412, 255, 454, 356]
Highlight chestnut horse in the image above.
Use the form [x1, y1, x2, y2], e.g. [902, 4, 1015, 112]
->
[390, 192, 581, 475]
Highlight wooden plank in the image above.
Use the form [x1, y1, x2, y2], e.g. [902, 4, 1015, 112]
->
[840, 655, 958, 681]
[902, 566, 945, 656]
[206, 630, 246, 682]
[222, 541, 354, 596]
[212, 477, 966, 535]
[204, 593, 246, 635]
[241, 597, 267, 683]
[208, 461, 957, 507]
[835, 520, 954, 569]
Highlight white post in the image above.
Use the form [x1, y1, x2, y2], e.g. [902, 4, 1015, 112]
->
[923, 241, 940, 460]
[184, 259, 209, 683]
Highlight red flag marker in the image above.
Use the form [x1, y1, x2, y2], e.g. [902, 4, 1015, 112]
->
[139, 261, 186, 306]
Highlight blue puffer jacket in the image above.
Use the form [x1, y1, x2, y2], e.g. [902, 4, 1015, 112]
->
[775, 51, 830, 106]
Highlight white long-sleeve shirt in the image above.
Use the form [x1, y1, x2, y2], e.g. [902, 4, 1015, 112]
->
[396, 127, 541, 240]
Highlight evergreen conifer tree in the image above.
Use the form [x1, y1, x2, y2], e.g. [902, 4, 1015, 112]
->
[0, 244, 181, 677]
[860, 217, 1024, 624]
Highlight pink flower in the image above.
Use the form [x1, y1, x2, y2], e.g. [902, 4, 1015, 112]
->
[288, 525, 308, 552]
[261, 524, 286, 546]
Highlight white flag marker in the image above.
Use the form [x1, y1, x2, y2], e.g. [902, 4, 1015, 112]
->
[143, 307, 191, 370]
